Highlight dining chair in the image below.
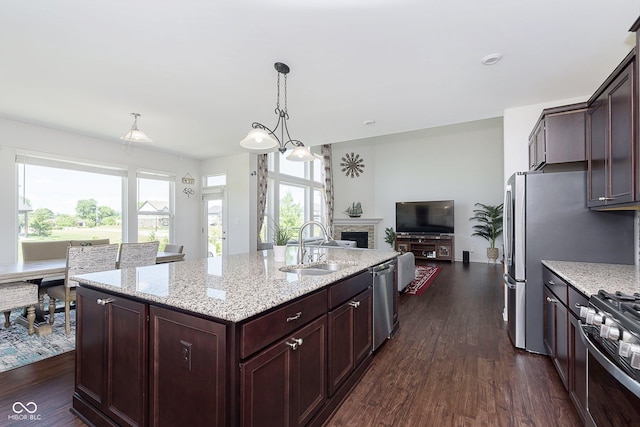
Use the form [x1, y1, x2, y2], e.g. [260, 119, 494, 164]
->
[118, 241, 160, 269]
[164, 244, 183, 253]
[47, 244, 119, 335]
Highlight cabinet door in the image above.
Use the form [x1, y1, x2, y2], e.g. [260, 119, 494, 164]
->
[534, 120, 545, 169]
[569, 313, 587, 421]
[75, 287, 108, 407]
[608, 64, 634, 203]
[543, 286, 556, 357]
[353, 288, 373, 367]
[150, 306, 226, 427]
[75, 287, 148, 427]
[587, 94, 608, 206]
[555, 300, 569, 390]
[241, 316, 327, 427]
[528, 136, 536, 170]
[290, 316, 327, 427]
[327, 302, 353, 396]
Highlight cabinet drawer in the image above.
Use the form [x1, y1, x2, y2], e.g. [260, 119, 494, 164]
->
[328, 271, 371, 309]
[240, 289, 327, 359]
[543, 267, 568, 305]
[568, 286, 588, 318]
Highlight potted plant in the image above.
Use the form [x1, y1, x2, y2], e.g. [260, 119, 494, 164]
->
[272, 222, 294, 262]
[384, 227, 396, 249]
[469, 202, 503, 262]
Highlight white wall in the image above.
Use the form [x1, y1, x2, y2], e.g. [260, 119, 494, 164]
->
[0, 118, 201, 262]
[332, 118, 504, 262]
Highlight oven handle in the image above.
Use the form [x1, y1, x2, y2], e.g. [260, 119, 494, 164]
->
[579, 323, 640, 398]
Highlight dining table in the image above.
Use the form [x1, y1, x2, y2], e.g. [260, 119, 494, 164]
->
[0, 252, 185, 336]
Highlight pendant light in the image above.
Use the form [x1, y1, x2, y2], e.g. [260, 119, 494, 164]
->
[240, 62, 315, 162]
[120, 113, 152, 144]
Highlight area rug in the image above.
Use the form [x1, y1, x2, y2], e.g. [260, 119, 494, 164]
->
[0, 309, 75, 373]
[405, 266, 441, 296]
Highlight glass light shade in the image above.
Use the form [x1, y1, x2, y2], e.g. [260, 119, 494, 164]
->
[120, 129, 152, 143]
[286, 146, 315, 162]
[240, 128, 278, 153]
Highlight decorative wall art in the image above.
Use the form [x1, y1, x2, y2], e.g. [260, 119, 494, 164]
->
[340, 152, 365, 178]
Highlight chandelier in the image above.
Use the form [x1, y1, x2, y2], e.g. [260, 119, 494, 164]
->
[240, 62, 315, 162]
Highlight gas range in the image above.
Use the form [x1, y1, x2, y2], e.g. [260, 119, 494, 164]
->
[580, 290, 640, 381]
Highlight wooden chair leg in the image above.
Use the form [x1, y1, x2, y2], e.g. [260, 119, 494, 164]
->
[3, 311, 10, 328]
[26, 305, 36, 335]
[64, 302, 71, 335]
[49, 296, 56, 325]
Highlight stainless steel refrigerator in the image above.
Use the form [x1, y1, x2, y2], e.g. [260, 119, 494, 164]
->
[503, 170, 635, 354]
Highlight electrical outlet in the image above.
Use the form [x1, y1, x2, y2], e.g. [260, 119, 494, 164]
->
[180, 340, 192, 372]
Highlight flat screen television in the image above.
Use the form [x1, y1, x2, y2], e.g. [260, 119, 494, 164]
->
[395, 200, 454, 235]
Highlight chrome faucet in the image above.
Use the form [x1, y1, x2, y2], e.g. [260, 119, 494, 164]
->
[297, 221, 332, 264]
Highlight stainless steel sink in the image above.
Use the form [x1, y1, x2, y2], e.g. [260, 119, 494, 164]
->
[279, 261, 356, 275]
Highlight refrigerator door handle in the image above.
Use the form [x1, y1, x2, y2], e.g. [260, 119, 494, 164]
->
[504, 185, 513, 267]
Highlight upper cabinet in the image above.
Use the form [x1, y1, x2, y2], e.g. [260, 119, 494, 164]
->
[587, 51, 636, 208]
[528, 103, 588, 171]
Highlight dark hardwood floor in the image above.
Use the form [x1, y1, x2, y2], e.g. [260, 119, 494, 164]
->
[327, 262, 580, 426]
[0, 262, 579, 426]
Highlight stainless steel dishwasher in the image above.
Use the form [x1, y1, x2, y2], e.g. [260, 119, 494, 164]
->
[371, 259, 396, 351]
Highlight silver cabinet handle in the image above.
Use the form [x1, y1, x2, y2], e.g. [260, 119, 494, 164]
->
[285, 338, 303, 350]
[286, 312, 302, 322]
[598, 196, 613, 201]
[547, 280, 555, 286]
[546, 296, 558, 304]
[97, 298, 114, 305]
[348, 301, 360, 308]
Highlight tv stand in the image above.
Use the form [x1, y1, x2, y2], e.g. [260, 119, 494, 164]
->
[395, 234, 454, 263]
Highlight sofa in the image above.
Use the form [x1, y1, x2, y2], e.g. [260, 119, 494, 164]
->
[397, 251, 415, 293]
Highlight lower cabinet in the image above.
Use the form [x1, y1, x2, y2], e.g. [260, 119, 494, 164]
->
[149, 306, 227, 427]
[240, 315, 327, 427]
[74, 287, 226, 427]
[542, 266, 588, 422]
[328, 287, 373, 396]
[75, 287, 148, 427]
[543, 284, 568, 389]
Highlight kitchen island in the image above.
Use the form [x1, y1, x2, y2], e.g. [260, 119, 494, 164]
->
[70, 247, 398, 427]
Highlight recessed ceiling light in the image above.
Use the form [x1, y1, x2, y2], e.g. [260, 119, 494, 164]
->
[481, 53, 503, 66]
[364, 120, 376, 125]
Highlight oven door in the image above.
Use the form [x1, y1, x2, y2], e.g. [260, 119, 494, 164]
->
[579, 324, 640, 427]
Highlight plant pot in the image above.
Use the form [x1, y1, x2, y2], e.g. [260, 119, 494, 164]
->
[273, 245, 287, 263]
[486, 247, 499, 262]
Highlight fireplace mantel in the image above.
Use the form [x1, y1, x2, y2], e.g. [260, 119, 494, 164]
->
[333, 217, 382, 225]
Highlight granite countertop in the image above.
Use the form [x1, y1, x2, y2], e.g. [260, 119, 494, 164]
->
[541, 260, 640, 297]
[72, 247, 397, 323]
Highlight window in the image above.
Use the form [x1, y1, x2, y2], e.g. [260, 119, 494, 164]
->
[16, 154, 126, 260]
[137, 171, 175, 249]
[262, 153, 325, 243]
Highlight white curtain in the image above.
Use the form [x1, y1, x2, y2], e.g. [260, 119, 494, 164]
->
[321, 144, 334, 236]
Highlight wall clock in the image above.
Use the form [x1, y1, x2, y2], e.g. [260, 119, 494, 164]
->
[340, 152, 365, 178]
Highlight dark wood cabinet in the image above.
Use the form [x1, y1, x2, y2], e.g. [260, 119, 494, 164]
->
[74, 286, 148, 427]
[587, 52, 635, 208]
[529, 103, 588, 171]
[567, 286, 588, 422]
[240, 315, 327, 427]
[395, 235, 454, 263]
[327, 287, 372, 396]
[149, 306, 226, 427]
[543, 266, 588, 422]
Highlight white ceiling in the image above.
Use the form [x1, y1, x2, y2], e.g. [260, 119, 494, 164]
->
[1, 1, 639, 160]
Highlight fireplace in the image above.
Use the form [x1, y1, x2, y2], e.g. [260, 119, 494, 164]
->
[341, 232, 369, 248]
